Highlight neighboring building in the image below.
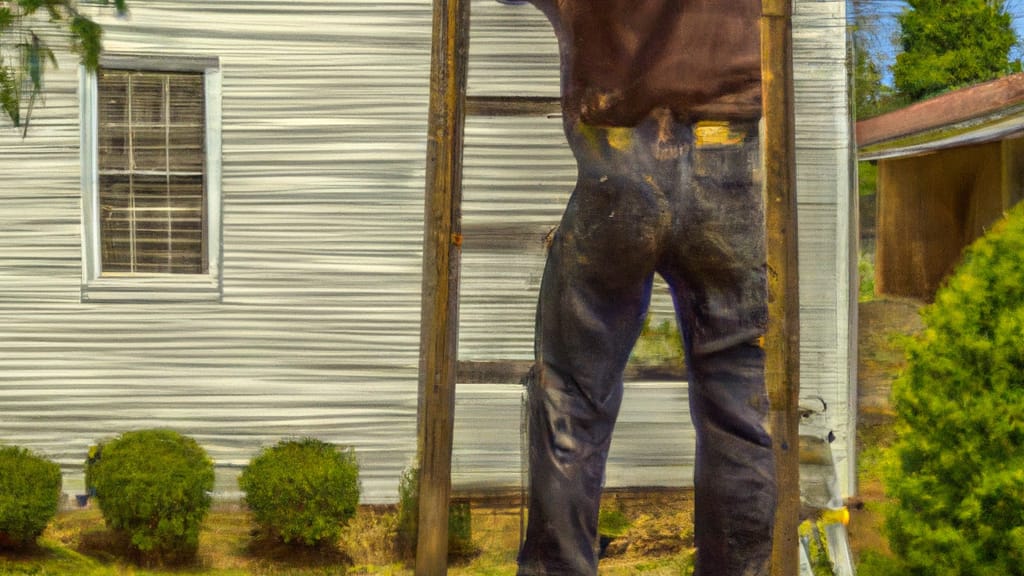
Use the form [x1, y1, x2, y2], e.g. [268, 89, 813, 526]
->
[858, 73, 1024, 301]
[0, 0, 855, 502]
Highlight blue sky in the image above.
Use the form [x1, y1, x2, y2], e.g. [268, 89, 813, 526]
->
[851, 0, 1024, 85]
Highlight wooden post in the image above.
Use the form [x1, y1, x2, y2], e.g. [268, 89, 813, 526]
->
[761, 0, 801, 575]
[416, 0, 470, 574]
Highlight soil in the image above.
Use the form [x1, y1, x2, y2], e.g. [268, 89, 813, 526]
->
[848, 297, 925, 561]
[857, 298, 924, 424]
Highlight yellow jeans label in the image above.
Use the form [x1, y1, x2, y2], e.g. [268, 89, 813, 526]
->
[694, 121, 745, 147]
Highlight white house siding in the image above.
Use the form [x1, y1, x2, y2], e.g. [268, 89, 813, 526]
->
[0, 0, 852, 503]
[2, 1, 439, 504]
[792, 0, 856, 494]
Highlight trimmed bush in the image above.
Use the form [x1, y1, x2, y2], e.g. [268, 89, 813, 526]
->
[884, 203, 1024, 575]
[395, 465, 475, 559]
[239, 438, 360, 547]
[85, 429, 214, 564]
[0, 446, 62, 548]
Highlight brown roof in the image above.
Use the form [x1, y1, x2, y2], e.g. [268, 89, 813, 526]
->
[856, 72, 1024, 148]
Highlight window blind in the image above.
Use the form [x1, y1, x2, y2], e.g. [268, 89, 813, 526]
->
[97, 70, 206, 275]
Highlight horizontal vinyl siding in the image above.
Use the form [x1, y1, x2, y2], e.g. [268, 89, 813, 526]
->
[467, 0, 562, 96]
[452, 381, 694, 490]
[0, 0, 704, 503]
[2, 0, 852, 502]
[2, 1, 436, 503]
[459, 115, 573, 360]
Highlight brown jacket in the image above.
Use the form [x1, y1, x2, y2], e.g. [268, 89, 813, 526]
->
[530, 0, 762, 125]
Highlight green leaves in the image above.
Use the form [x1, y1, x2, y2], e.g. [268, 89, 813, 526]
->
[394, 465, 475, 559]
[0, 446, 62, 548]
[24, 33, 57, 93]
[239, 438, 361, 548]
[69, 14, 101, 70]
[894, 0, 1020, 101]
[885, 203, 1024, 575]
[85, 429, 214, 565]
[0, 59, 19, 126]
[0, 7, 15, 33]
[1, 0, 125, 128]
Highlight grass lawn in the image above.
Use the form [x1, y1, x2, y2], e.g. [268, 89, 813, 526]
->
[1, 493, 695, 575]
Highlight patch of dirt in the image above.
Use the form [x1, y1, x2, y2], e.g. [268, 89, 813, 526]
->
[464, 487, 695, 562]
[857, 298, 924, 425]
[603, 511, 694, 558]
[849, 297, 925, 561]
[599, 489, 695, 559]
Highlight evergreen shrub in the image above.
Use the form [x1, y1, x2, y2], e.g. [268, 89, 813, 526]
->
[239, 438, 360, 548]
[0, 446, 62, 548]
[85, 429, 214, 564]
[884, 203, 1024, 575]
[395, 465, 475, 559]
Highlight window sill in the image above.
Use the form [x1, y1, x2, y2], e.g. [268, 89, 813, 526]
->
[81, 275, 222, 303]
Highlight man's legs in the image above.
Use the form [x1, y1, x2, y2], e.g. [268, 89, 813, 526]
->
[685, 340, 775, 576]
[662, 122, 775, 576]
[518, 173, 661, 576]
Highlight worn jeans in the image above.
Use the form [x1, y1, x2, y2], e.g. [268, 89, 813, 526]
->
[517, 115, 776, 576]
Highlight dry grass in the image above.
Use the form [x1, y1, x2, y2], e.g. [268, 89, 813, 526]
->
[338, 506, 401, 568]
[1, 491, 695, 575]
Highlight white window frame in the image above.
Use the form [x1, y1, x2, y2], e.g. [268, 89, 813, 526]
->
[80, 53, 223, 303]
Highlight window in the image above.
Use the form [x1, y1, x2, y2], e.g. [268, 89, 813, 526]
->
[98, 70, 206, 274]
[81, 55, 222, 302]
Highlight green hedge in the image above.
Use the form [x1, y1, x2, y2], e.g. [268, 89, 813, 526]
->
[0, 446, 62, 548]
[883, 203, 1024, 575]
[85, 429, 214, 564]
[239, 438, 360, 548]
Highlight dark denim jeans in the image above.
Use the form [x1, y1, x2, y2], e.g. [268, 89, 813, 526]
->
[517, 114, 776, 576]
